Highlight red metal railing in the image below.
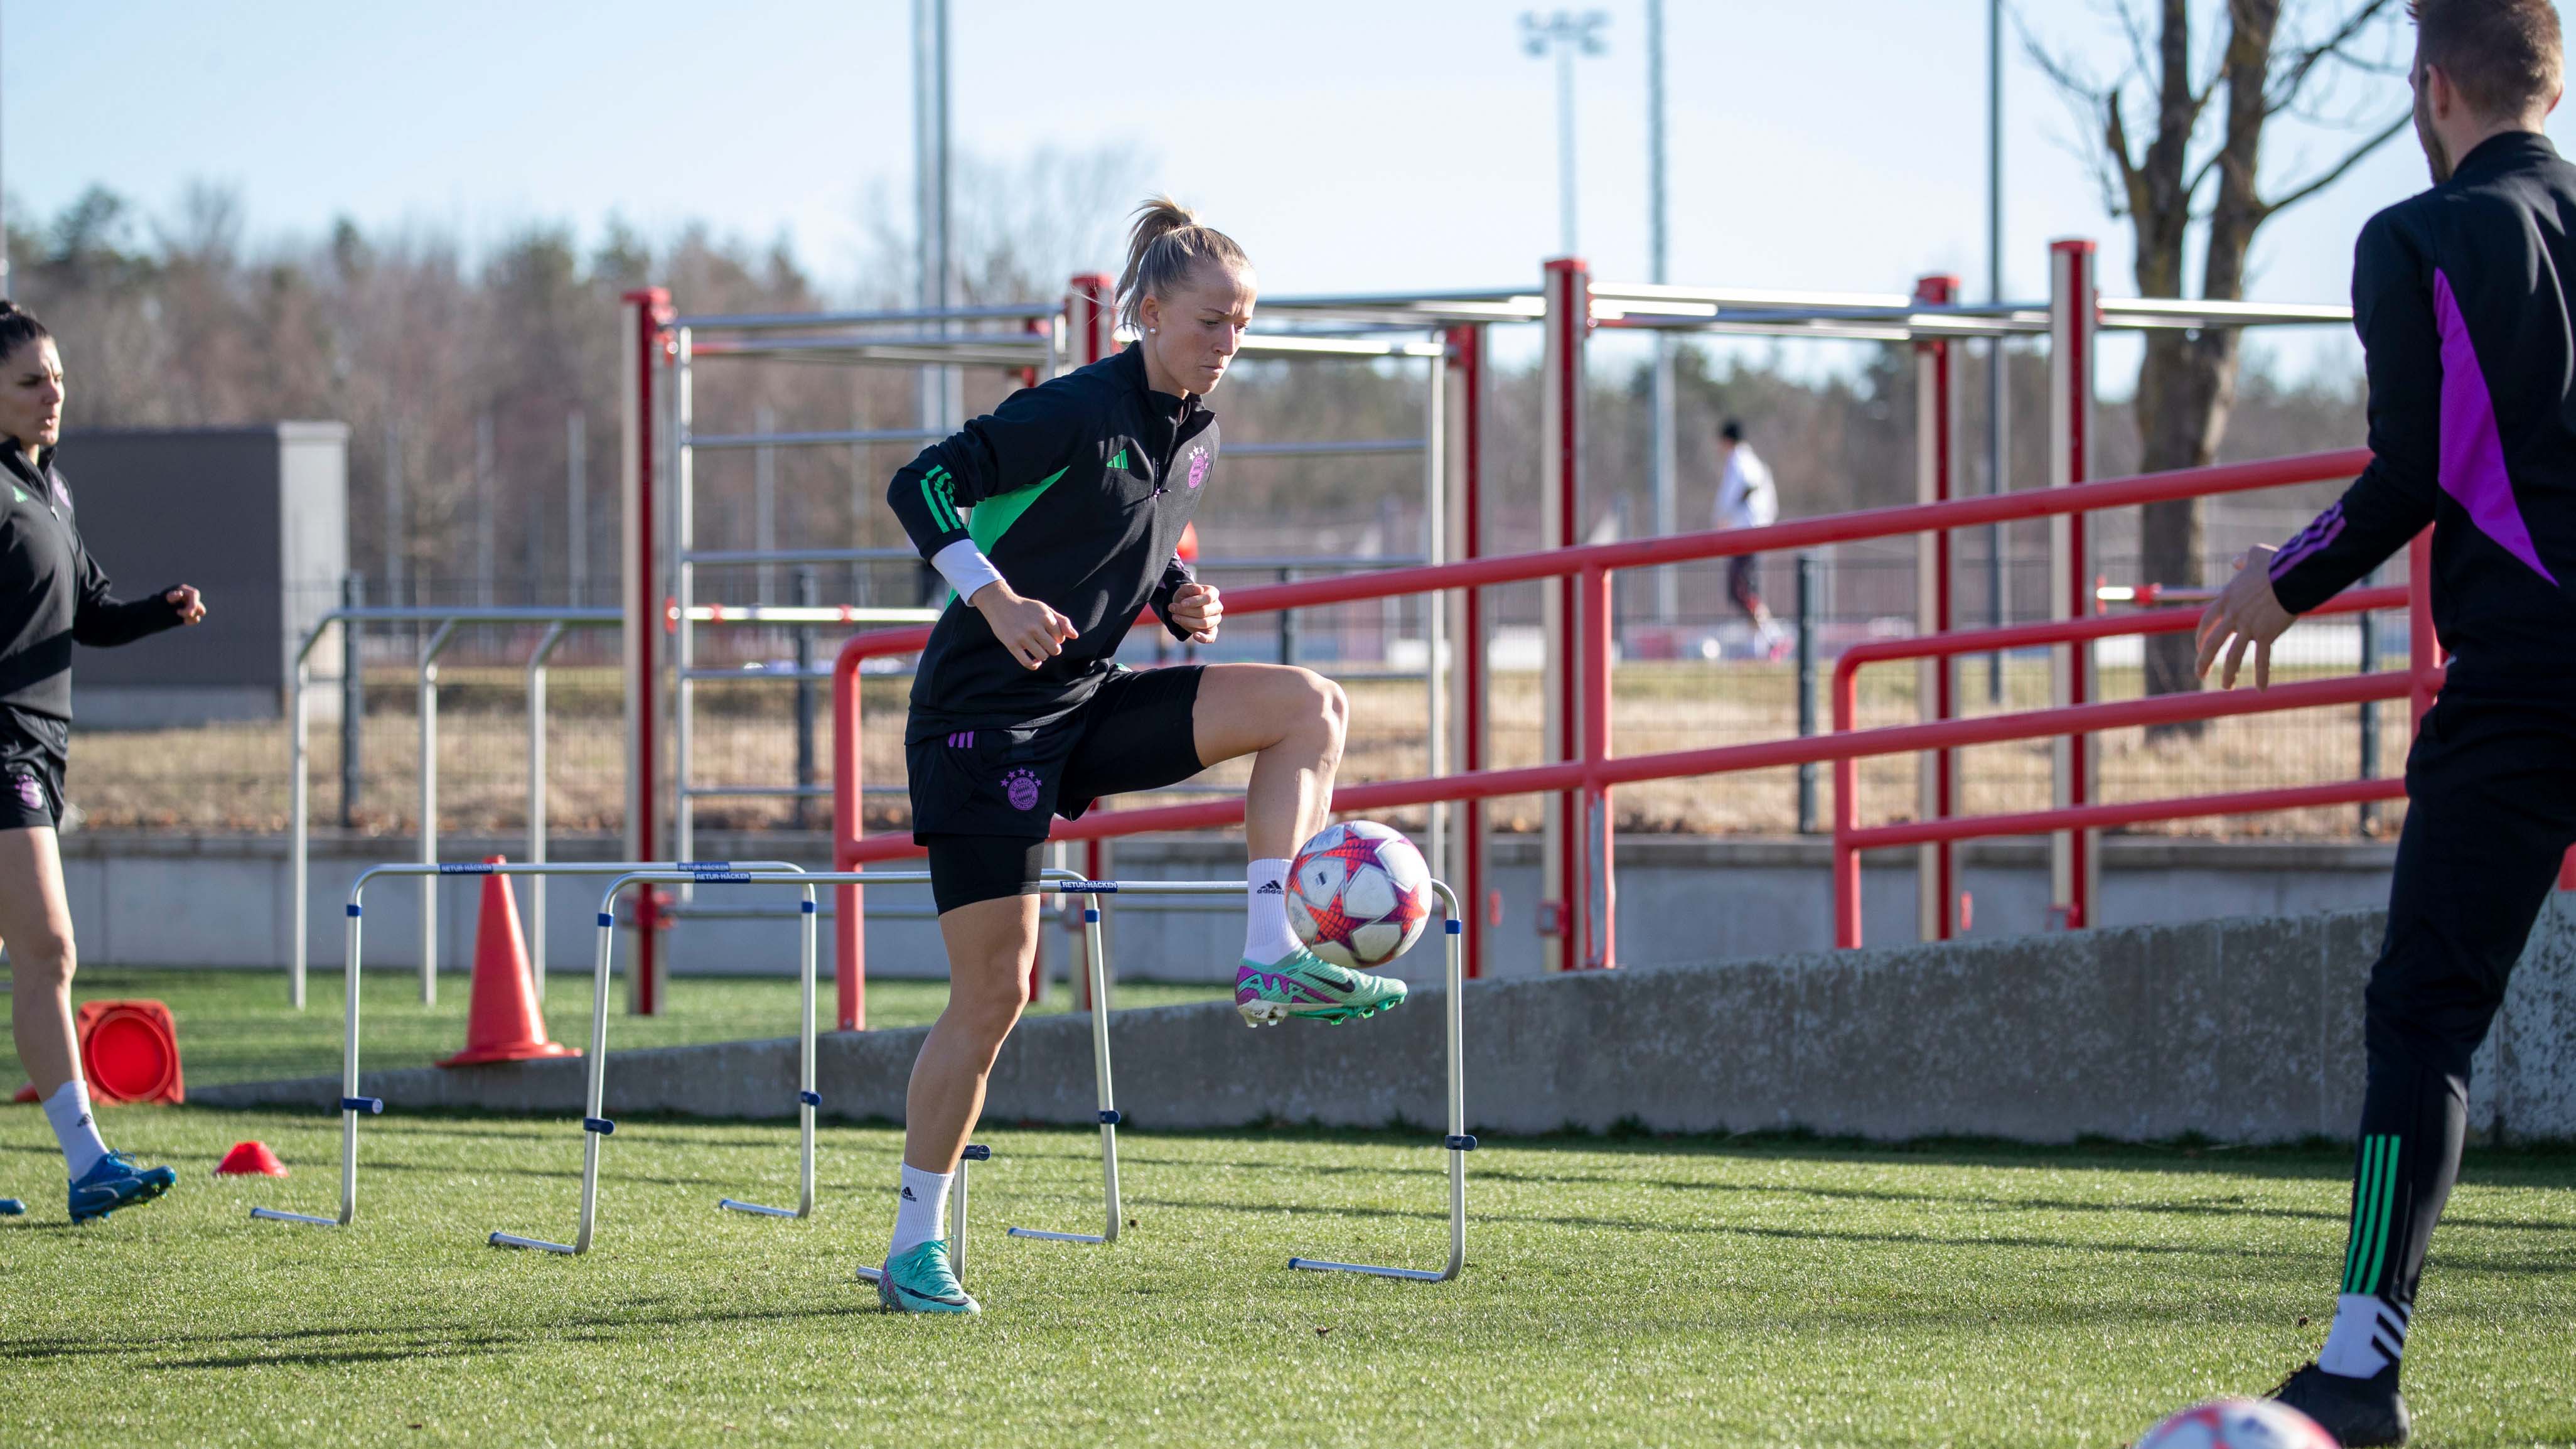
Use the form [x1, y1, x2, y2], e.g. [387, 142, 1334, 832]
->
[1829, 579, 2427, 948]
[832, 447, 2381, 1030]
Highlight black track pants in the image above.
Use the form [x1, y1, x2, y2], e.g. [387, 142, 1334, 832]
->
[2339, 694, 2576, 1310]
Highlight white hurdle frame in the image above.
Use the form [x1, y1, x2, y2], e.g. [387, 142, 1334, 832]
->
[249, 858, 806, 1231]
[492, 870, 1471, 1285]
[1004, 878, 1471, 1283]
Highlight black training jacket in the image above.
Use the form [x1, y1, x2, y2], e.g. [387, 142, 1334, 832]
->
[0, 443, 184, 746]
[887, 343, 1216, 735]
[2270, 132, 2576, 703]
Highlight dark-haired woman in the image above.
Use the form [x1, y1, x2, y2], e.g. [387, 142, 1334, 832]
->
[0, 303, 207, 1223]
[869, 198, 1404, 1313]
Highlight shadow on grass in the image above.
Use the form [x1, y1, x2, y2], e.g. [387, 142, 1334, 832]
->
[1, 1300, 880, 1369]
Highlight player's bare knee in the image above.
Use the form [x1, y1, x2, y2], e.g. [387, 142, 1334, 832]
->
[1294, 667, 1348, 755]
[8, 929, 73, 992]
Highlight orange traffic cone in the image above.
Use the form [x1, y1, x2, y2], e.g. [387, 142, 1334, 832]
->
[215, 1141, 287, 1176]
[437, 856, 578, 1067]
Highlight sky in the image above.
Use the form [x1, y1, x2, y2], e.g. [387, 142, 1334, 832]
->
[6, 1, 2572, 384]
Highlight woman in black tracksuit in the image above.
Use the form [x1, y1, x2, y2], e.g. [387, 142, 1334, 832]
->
[0, 302, 208, 1222]
[864, 199, 1406, 1313]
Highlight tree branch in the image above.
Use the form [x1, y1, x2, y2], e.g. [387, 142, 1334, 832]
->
[2256, 107, 2412, 220]
[2020, 8, 2145, 217]
[2267, 0, 2402, 112]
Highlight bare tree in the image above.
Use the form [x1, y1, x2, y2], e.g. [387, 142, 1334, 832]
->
[2028, 0, 2410, 714]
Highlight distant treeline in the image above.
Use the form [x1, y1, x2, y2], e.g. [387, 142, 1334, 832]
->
[6, 177, 2365, 601]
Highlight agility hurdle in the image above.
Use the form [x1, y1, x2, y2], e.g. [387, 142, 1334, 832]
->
[1002, 878, 1472, 1283]
[249, 859, 807, 1231]
[491, 870, 1471, 1286]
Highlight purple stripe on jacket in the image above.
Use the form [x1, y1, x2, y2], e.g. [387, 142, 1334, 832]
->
[2432, 269, 2560, 586]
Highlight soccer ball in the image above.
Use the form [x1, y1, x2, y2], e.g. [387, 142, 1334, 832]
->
[2132, 1399, 2336, 1449]
[1287, 821, 1433, 971]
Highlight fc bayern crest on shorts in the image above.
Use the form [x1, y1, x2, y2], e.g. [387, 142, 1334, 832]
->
[1002, 768, 1041, 812]
[1186, 446, 1210, 490]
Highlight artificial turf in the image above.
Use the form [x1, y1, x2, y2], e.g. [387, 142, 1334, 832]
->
[1, 1107, 2569, 1447]
[1, 967, 1228, 1089]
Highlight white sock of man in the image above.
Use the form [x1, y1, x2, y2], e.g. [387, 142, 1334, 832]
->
[43, 1080, 110, 1180]
[2317, 1293, 2409, 1377]
[1245, 858, 1301, 961]
[888, 1162, 953, 1260]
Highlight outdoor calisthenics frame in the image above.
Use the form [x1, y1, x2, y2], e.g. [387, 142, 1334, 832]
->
[635, 281, 1466, 1015]
[488, 869, 1472, 1286]
[248, 858, 807, 1232]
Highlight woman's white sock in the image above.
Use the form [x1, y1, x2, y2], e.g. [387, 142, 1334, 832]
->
[44, 1080, 109, 1180]
[888, 1163, 954, 1259]
[1245, 858, 1300, 961]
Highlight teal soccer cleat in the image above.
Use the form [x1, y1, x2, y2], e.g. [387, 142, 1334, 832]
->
[68, 1151, 178, 1224]
[1235, 947, 1409, 1026]
[873, 1239, 980, 1315]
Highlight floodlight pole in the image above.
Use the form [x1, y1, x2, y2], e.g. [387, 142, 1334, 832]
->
[914, 0, 955, 431]
[1647, 0, 1677, 622]
[1522, 10, 1610, 257]
[1985, 0, 2008, 701]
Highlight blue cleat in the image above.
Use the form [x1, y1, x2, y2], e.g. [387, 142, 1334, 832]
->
[68, 1151, 178, 1224]
[872, 1239, 979, 1315]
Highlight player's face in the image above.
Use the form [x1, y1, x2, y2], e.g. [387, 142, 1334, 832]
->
[0, 338, 65, 453]
[1145, 264, 1255, 396]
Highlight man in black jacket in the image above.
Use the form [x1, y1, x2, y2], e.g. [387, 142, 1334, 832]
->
[2194, 4, 2569, 1441]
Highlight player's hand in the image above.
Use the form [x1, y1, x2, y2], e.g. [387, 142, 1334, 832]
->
[972, 583, 1076, 670]
[1168, 583, 1221, 644]
[165, 585, 207, 625]
[2193, 546, 2295, 690]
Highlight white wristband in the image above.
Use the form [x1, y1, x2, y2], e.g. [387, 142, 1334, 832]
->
[931, 539, 1006, 602]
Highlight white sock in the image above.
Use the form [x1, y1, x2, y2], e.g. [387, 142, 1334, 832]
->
[2318, 1293, 2408, 1377]
[888, 1163, 953, 1259]
[1245, 858, 1299, 961]
[44, 1080, 110, 1180]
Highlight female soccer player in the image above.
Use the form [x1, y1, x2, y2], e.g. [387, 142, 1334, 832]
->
[0, 301, 209, 1222]
[871, 198, 1406, 1313]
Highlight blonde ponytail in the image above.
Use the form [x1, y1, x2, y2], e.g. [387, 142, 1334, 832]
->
[1115, 195, 1250, 333]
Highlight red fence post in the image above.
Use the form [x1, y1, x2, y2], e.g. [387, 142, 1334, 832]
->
[830, 638, 868, 1032]
[1540, 257, 1591, 971]
[1913, 274, 1962, 940]
[2048, 240, 2100, 930]
[1578, 564, 1616, 968]
[1832, 658, 1864, 948]
[620, 287, 672, 1015]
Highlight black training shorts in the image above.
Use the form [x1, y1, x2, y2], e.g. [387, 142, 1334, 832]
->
[909, 664, 1207, 914]
[0, 716, 65, 832]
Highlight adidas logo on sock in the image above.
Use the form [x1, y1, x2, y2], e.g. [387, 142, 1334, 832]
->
[1256, 881, 1282, 895]
[900, 1186, 917, 1202]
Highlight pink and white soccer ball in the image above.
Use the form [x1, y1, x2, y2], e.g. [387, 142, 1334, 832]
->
[1287, 821, 1434, 971]
[2132, 1399, 2336, 1449]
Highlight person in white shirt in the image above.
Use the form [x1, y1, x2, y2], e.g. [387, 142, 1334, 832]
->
[1712, 419, 1788, 659]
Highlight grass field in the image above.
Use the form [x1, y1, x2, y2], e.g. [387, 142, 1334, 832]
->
[0, 968, 1228, 1090]
[1, 1107, 2569, 1447]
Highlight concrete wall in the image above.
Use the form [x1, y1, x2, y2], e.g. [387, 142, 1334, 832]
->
[62, 828, 2397, 979]
[195, 892, 2576, 1144]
